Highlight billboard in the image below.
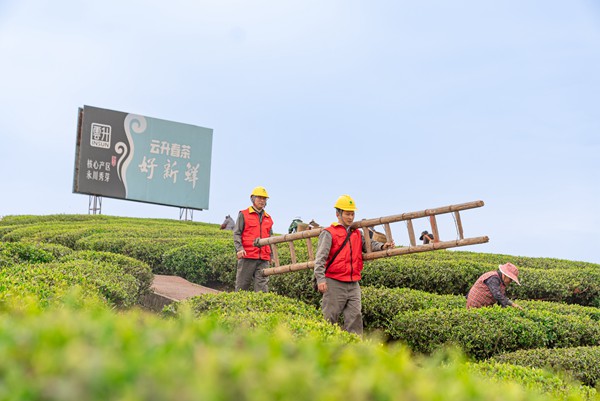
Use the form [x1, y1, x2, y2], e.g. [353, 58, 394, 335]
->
[73, 105, 213, 210]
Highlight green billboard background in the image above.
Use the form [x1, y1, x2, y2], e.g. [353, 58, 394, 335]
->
[73, 105, 213, 210]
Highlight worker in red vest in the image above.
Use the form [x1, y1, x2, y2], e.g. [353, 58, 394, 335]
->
[313, 194, 394, 335]
[233, 186, 273, 292]
[466, 262, 523, 309]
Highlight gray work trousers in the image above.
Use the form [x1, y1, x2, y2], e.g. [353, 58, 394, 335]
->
[235, 258, 269, 292]
[322, 278, 363, 335]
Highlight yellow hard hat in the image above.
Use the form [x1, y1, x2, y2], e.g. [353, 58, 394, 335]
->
[334, 194, 357, 211]
[251, 186, 269, 198]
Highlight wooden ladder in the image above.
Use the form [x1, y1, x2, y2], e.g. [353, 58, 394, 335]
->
[256, 200, 489, 277]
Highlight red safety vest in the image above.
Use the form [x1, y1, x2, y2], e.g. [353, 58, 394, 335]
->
[240, 207, 273, 261]
[466, 270, 506, 309]
[324, 224, 364, 282]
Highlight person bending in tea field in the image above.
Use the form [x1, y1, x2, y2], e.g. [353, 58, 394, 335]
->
[233, 186, 273, 292]
[313, 195, 394, 335]
[466, 263, 523, 309]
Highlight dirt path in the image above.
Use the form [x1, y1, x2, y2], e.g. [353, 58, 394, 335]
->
[141, 274, 220, 311]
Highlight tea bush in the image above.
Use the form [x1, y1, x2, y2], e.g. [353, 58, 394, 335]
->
[401, 250, 599, 270]
[361, 286, 466, 331]
[492, 346, 600, 387]
[266, 278, 600, 340]
[121, 238, 190, 273]
[164, 291, 361, 342]
[362, 257, 484, 295]
[508, 268, 600, 306]
[519, 300, 600, 321]
[361, 288, 600, 335]
[74, 235, 190, 273]
[165, 291, 322, 319]
[470, 360, 597, 400]
[1, 215, 231, 274]
[268, 267, 321, 307]
[0, 242, 56, 265]
[0, 261, 137, 307]
[361, 258, 600, 306]
[59, 250, 153, 299]
[2, 224, 105, 248]
[162, 238, 236, 286]
[1, 214, 600, 400]
[386, 306, 600, 359]
[0, 302, 588, 401]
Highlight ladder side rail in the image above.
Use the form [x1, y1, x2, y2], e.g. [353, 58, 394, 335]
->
[353, 200, 484, 229]
[362, 236, 488, 260]
[262, 235, 489, 276]
[256, 200, 485, 247]
[257, 227, 325, 246]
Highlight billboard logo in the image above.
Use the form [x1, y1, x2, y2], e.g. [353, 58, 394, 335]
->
[90, 123, 111, 149]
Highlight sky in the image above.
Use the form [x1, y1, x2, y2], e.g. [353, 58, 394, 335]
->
[1, 1, 599, 264]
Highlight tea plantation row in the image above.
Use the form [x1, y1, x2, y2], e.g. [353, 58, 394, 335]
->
[2, 214, 600, 400]
[2, 245, 595, 400]
[2, 214, 598, 306]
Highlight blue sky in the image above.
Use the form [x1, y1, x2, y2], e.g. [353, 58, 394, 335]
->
[1, 1, 599, 263]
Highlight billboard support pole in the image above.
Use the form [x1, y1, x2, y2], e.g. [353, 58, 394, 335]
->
[88, 195, 102, 215]
[179, 208, 193, 221]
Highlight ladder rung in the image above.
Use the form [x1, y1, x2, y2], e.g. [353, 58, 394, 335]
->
[362, 226, 373, 253]
[454, 211, 464, 240]
[384, 223, 393, 243]
[430, 215, 440, 243]
[306, 237, 314, 260]
[407, 219, 416, 247]
[271, 244, 280, 267]
[288, 241, 297, 265]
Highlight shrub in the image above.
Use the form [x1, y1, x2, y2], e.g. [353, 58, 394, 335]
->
[59, 250, 153, 299]
[492, 346, 600, 387]
[75, 236, 189, 273]
[165, 291, 322, 320]
[507, 268, 600, 306]
[519, 300, 600, 321]
[0, 304, 583, 401]
[361, 258, 600, 306]
[0, 242, 56, 265]
[268, 268, 321, 308]
[394, 250, 599, 270]
[386, 306, 600, 360]
[74, 234, 132, 253]
[362, 257, 484, 295]
[0, 261, 138, 308]
[198, 310, 360, 343]
[470, 360, 597, 400]
[162, 238, 236, 286]
[523, 310, 600, 348]
[164, 292, 358, 342]
[361, 286, 466, 332]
